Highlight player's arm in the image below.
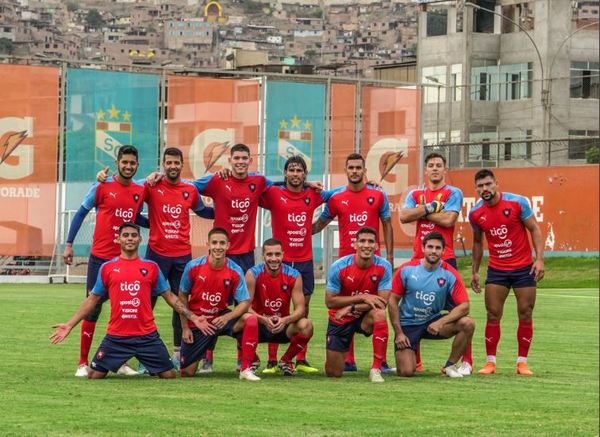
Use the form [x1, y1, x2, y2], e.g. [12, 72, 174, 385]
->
[399, 191, 427, 224]
[381, 218, 394, 267]
[192, 197, 215, 220]
[388, 292, 411, 350]
[427, 301, 470, 336]
[162, 290, 214, 335]
[523, 215, 545, 281]
[312, 217, 331, 235]
[325, 291, 387, 311]
[283, 276, 305, 325]
[64, 184, 98, 265]
[471, 226, 484, 293]
[49, 293, 102, 344]
[135, 213, 149, 228]
[427, 211, 459, 228]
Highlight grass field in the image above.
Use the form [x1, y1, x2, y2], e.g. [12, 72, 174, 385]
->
[0, 280, 598, 436]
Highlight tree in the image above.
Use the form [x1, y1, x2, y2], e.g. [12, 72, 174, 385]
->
[86, 9, 104, 30]
[0, 38, 14, 55]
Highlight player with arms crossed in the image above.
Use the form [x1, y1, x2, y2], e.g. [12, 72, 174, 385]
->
[50, 223, 205, 379]
[246, 238, 314, 376]
[469, 169, 544, 376]
[313, 153, 394, 373]
[63, 145, 145, 377]
[324, 226, 392, 383]
[389, 232, 475, 378]
[178, 227, 261, 381]
[399, 152, 472, 375]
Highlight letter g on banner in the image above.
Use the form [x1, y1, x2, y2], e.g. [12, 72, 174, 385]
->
[365, 137, 408, 196]
[0, 117, 34, 180]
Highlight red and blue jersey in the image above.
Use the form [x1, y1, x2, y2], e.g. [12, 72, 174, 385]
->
[260, 186, 333, 262]
[404, 184, 463, 260]
[326, 254, 392, 324]
[81, 176, 145, 259]
[91, 256, 169, 336]
[248, 263, 300, 317]
[179, 256, 249, 326]
[468, 192, 534, 270]
[145, 179, 204, 257]
[193, 173, 272, 255]
[320, 185, 391, 257]
[392, 259, 468, 326]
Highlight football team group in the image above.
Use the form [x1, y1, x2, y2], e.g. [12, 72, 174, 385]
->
[50, 143, 544, 383]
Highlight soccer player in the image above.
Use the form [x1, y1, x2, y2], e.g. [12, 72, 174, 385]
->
[324, 226, 392, 383]
[399, 152, 472, 375]
[50, 222, 206, 379]
[178, 227, 261, 381]
[258, 155, 330, 373]
[469, 169, 544, 376]
[247, 238, 314, 376]
[63, 145, 145, 377]
[389, 232, 475, 378]
[312, 153, 394, 372]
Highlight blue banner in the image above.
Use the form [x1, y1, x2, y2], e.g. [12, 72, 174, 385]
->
[65, 69, 159, 254]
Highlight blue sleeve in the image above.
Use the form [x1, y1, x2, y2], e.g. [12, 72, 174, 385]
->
[66, 205, 92, 244]
[444, 187, 463, 213]
[326, 261, 343, 294]
[403, 190, 417, 208]
[135, 213, 149, 228]
[193, 196, 215, 219]
[379, 191, 391, 219]
[517, 196, 534, 221]
[192, 174, 214, 194]
[379, 261, 393, 291]
[179, 262, 193, 294]
[81, 183, 99, 210]
[152, 268, 169, 296]
[319, 188, 336, 202]
[320, 202, 334, 220]
[90, 264, 108, 298]
[233, 265, 250, 302]
[264, 175, 274, 188]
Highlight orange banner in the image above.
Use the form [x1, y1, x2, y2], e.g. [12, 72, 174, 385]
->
[359, 86, 421, 250]
[166, 76, 261, 255]
[329, 83, 356, 188]
[0, 65, 59, 256]
[447, 165, 600, 253]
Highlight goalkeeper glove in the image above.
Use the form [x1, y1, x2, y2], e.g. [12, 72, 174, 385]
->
[424, 200, 443, 215]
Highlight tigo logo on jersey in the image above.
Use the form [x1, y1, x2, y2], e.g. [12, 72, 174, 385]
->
[120, 280, 141, 296]
[201, 291, 222, 306]
[415, 290, 436, 305]
[232, 198, 250, 213]
[490, 225, 509, 240]
[115, 208, 134, 220]
[288, 212, 307, 227]
[163, 203, 183, 219]
[264, 298, 283, 311]
[349, 211, 368, 226]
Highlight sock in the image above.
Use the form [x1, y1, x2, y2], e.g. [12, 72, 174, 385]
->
[371, 320, 388, 370]
[236, 338, 243, 362]
[485, 321, 501, 358]
[281, 334, 310, 362]
[79, 320, 96, 366]
[240, 315, 258, 371]
[173, 346, 180, 361]
[416, 345, 422, 367]
[517, 319, 533, 359]
[205, 349, 214, 362]
[462, 343, 473, 366]
[444, 360, 455, 369]
[268, 343, 279, 362]
[296, 344, 308, 362]
[345, 336, 356, 365]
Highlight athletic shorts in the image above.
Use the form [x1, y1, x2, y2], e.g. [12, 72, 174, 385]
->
[85, 254, 110, 322]
[444, 258, 457, 270]
[397, 315, 446, 352]
[284, 260, 315, 296]
[227, 251, 255, 274]
[486, 264, 536, 289]
[179, 311, 240, 368]
[145, 246, 191, 294]
[326, 315, 370, 353]
[90, 331, 173, 374]
[258, 324, 290, 344]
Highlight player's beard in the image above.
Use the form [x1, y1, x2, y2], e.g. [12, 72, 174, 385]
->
[165, 168, 181, 183]
[425, 252, 441, 266]
[118, 166, 136, 181]
[266, 260, 281, 274]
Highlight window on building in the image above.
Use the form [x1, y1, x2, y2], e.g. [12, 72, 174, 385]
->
[426, 9, 447, 37]
[473, 0, 495, 33]
[471, 62, 532, 101]
[450, 64, 462, 101]
[422, 65, 446, 104]
[468, 126, 497, 163]
[570, 61, 600, 99]
[568, 129, 600, 159]
[500, 130, 533, 161]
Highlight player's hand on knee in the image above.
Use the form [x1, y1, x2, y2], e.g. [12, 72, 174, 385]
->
[334, 305, 352, 321]
[394, 333, 410, 350]
[362, 294, 387, 310]
[427, 320, 442, 335]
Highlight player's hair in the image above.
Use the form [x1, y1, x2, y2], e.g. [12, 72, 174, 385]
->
[263, 238, 283, 250]
[474, 169, 496, 182]
[208, 227, 229, 240]
[118, 222, 140, 234]
[356, 226, 377, 239]
[422, 231, 445, 248]
[117, 145, 139, 161]
[345, 153, 365, 166]
[425, 152, 446, 166]
[230, 143, 250, 156]
[163, 147, 183, 162]
[284, 155, 307, 173]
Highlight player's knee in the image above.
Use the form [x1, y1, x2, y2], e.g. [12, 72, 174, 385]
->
[486, 310, 502, 323]
[180, 366, 196, 377]
[298, 318, 313, 335]
[243, 313, 258, 328]
[372, 308, 386, 321]
[158, 369, 177, 379]
[459, 317, 476, 334]
[396, 367, 415, 377]
[518, 308, 534, 320]
[87, 370, 107, 379]
[325, 366, 343, 378]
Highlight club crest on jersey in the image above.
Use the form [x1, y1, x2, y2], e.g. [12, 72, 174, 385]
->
[437, 277, 446, 287]
[371, 274, 379, 283]
[133, 193, 140, 202]
[182, 191, 189, 200]
[304, 197, 311, 205]
[224, 278, 231, 287]
[248, 183, 256, 192]
[367, 196, 375, 205]
[281, 284, 289, 292]
[140, 268, 148, 277]
[503, 208, 510, 217]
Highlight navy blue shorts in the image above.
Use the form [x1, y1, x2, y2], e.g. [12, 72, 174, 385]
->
[227, 251, 255, 274]
[284, 260, 315, 296]
[90, 331, 173, 374]
[444, 258, 457, 269]
[179, 312, 240, 368]
[397, 315, 445, 352]
[258, 324, 290, 344]
[85, 254, 110, 322]
[326, 316, 370, 353]
[486, 264, 536, 289]
[145, 247, 191, 294]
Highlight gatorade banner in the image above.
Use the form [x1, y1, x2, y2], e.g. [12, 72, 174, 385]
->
[0, 65, 59, 256]
[166, 76, 261, 256]
[360, 86, 421, 251]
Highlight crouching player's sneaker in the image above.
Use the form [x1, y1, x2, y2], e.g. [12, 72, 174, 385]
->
[117, 363, 139, 376]
[516, 362, 533, 376]
[278, 360, 296, 377]
[262, 360, 278, 374]
[295, 360, 319, 374]
[197, 359, 213, 374]
[442, 364, 463, 378]
[381, 361, 396, 375]
[457, 362, 472, 376]
[369, 368, 385, 383]
[171, 354, 181, 371]
[75, 364, 89, 378]
[239, 368, 261, 381]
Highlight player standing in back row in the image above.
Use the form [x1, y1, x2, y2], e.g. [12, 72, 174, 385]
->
[469, 169, 544, 376]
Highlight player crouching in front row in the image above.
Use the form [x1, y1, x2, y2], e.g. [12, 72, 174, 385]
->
[50, 222, 206, 379]
[389, 232, 475, 378]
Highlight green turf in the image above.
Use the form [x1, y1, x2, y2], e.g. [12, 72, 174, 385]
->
[0, 284, 598, 436]
[456, 257, 599, 289]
